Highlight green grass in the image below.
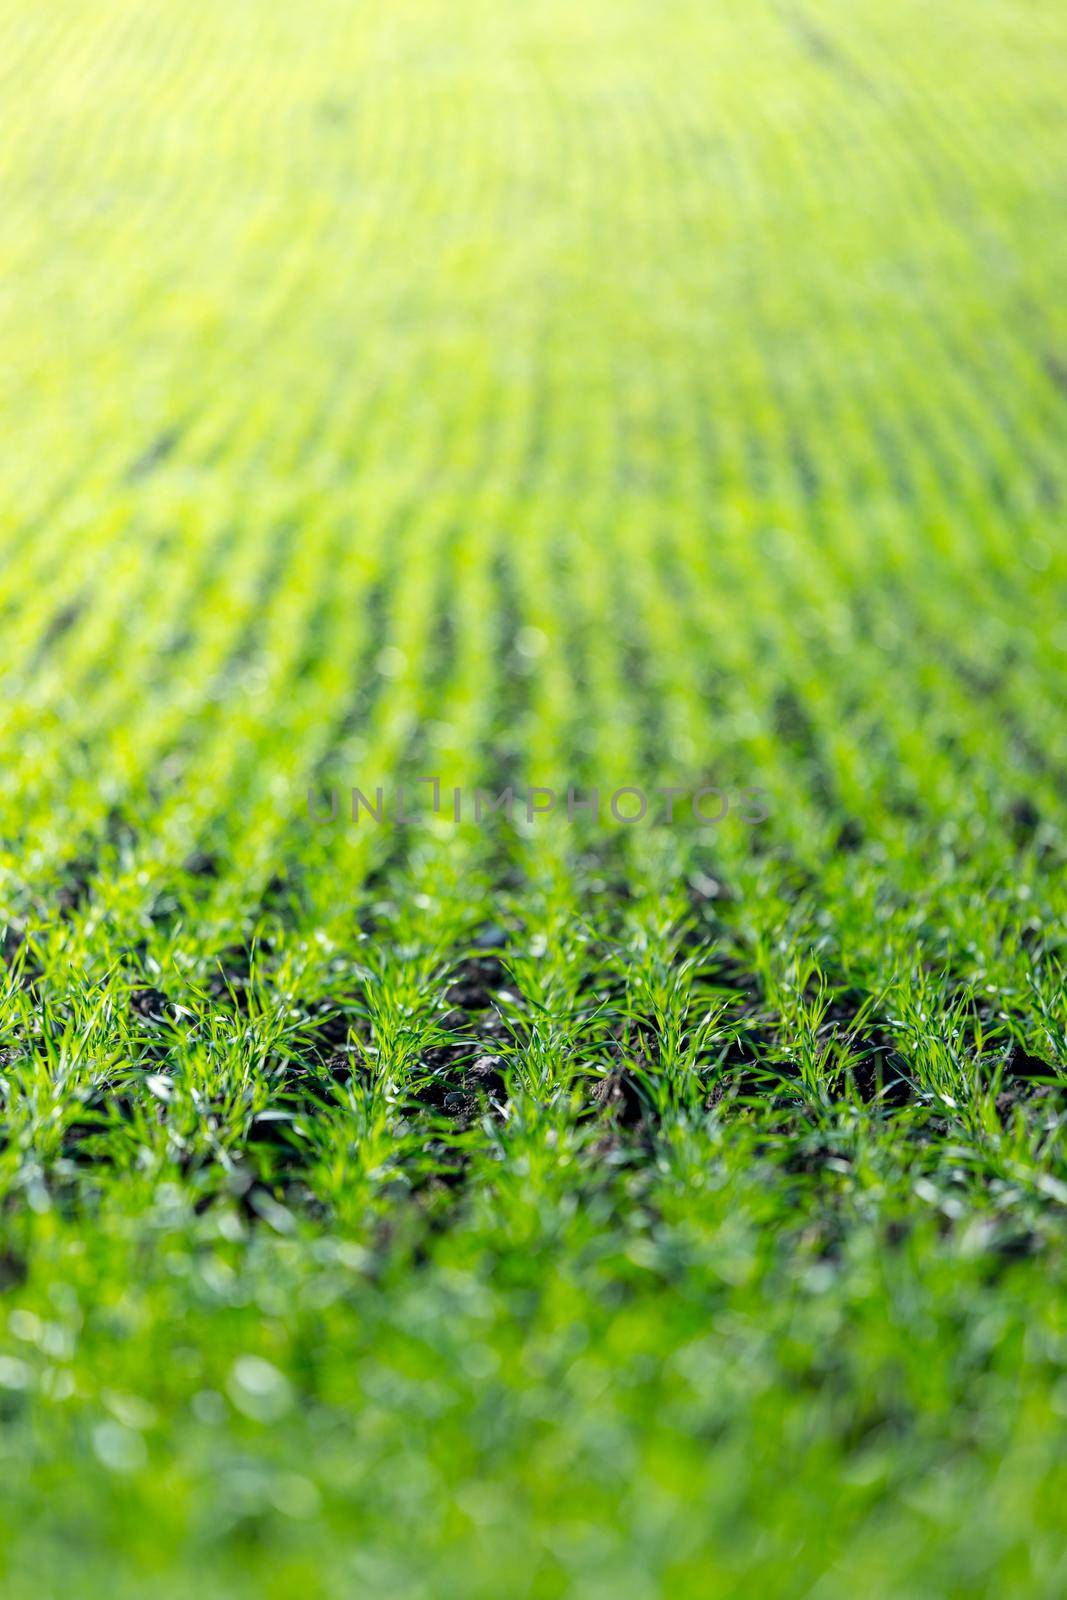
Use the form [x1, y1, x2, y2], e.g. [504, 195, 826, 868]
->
[2, 0, 1067, 1593]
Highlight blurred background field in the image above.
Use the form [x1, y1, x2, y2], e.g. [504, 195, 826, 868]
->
[1, 2, 1066, 1595]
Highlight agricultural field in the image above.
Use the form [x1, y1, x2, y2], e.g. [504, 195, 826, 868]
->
[2, 0, 1067, 1594]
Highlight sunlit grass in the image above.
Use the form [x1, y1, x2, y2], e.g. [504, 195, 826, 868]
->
[1, 0, 1066, 1594]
